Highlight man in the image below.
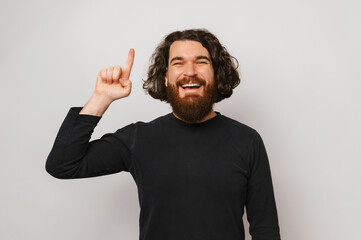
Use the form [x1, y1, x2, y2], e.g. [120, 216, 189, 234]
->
[46, 29, 281, 240]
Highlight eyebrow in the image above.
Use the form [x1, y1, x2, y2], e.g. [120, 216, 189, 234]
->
[169, 55, 211, 64]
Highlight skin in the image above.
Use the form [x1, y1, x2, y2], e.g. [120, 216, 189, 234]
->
[79, 41, 217, 123]
[165, 40, 217, 122]
[79, 49, 135, 116]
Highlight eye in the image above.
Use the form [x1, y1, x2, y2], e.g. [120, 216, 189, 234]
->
[197, 61, 208, 65]
[173, 62, 182, 66]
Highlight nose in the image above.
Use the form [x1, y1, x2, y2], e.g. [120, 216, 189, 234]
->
[184, 62, 196, 77]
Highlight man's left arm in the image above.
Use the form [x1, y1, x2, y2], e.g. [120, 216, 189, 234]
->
[245, 131, 281, 240]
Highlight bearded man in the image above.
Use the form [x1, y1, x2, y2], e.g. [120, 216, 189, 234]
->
[46, 29, 281, 240]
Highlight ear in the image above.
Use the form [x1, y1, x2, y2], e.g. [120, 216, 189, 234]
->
[165, 70, 168, 87]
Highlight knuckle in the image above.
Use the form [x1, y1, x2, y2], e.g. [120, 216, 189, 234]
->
[107, 66, 114, 73]
[101, 69, 107, 79]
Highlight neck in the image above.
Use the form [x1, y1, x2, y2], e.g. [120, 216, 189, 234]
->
[172, 109, 217, 123]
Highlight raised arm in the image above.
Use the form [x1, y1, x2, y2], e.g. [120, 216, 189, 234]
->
[45, 49, 135, 179]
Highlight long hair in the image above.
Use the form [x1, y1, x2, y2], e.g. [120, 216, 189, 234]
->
[143, 29, 240, 103]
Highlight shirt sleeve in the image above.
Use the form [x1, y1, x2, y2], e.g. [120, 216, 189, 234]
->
[245, 131, 281, 240]
[45, 107, 133, 179]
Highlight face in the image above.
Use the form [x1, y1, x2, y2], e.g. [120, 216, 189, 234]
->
[165, 40, 215, 98]
[165, 40, 218, 122]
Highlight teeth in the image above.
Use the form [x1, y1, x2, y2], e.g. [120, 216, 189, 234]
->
[182, 83, 200, 88]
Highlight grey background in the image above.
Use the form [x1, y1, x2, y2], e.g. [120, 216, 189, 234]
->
[1, 0, 360, 239]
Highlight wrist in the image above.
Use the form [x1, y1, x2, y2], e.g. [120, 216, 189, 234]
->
[79, 93, 113, 116]
[91, 93, 113, 105]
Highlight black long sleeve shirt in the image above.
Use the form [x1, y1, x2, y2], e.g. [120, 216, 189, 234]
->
[46, 107, 281, 240]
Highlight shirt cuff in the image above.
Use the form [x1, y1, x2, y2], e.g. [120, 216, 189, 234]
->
[69, 107, 102, 124]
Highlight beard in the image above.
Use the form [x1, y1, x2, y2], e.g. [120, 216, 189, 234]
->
[166, 78, 218, 123]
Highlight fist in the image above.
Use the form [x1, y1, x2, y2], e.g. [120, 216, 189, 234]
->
[94, 49, 135, 102]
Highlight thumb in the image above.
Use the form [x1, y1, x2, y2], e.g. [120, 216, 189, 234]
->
[120, 79, 132, 88]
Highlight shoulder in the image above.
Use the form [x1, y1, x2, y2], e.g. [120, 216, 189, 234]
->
[109, 114, 168, 144]
[115, 113, 171, 136]
[132, 113, 171, 128]
[217, 114, 265, 149]
[219, 114, 258, 136]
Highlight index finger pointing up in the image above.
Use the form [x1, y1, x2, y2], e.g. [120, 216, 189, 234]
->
[121, 48, 135, 79]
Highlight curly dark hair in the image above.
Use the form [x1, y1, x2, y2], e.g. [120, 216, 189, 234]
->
[143, 29, 240, 103]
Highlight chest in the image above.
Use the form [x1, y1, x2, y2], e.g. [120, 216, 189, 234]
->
[133, 131, 251, 204]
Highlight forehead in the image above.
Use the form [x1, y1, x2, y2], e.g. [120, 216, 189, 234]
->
[169, 40, 210, 60]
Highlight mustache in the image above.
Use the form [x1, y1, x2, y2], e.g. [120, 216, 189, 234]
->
[176, 77, 206, 87]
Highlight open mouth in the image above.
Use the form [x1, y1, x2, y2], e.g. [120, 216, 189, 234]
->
[181, 83, 201, 89]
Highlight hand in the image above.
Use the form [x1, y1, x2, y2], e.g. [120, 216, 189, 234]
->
[93, 49, 135, 102]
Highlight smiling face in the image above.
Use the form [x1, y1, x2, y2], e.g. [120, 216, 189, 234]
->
[165, 40, 215, 99]
[165, 40, 218, 123]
